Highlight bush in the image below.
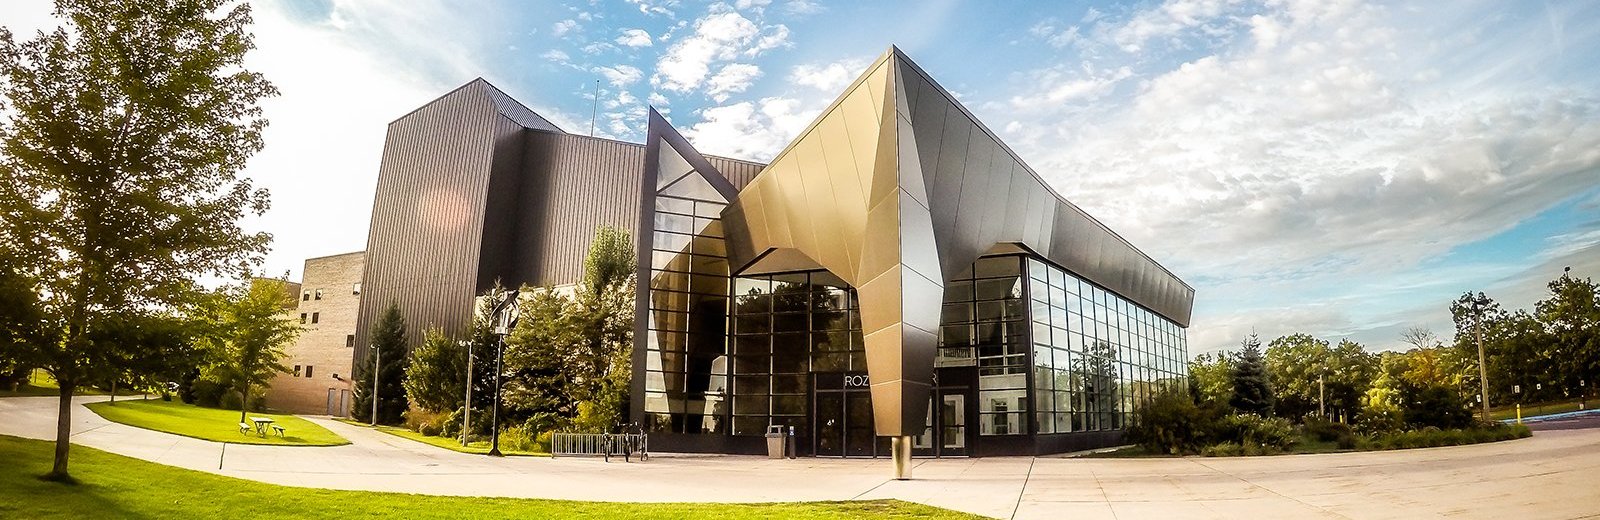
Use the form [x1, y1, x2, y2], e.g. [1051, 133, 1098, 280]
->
[191, 380, 225, 408]
[219, 390, 266, 412]
[1366, 423, 1530, 450]
[1404, 386, 1473, 430]
[1302, 417, 1354, 443]
[1127, 389, 1219, 455]
[404, 408, 448, 436]
[497, 424, 551, 453]
[1215, 413, 1296, 451]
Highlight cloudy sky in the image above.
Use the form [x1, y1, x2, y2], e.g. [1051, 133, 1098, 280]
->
[3, 0, 1597, 356]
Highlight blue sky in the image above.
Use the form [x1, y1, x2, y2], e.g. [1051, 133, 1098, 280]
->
[3, 0, 1598, 356]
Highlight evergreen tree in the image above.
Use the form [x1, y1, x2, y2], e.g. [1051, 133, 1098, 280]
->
[1230, 333, 1274, 415]
[402, 328, 467, 414]
[354, 303, 408, 424]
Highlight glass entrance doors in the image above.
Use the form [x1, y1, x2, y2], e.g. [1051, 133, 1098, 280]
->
[813, 387, 878, 457]
[913, 389, 971, 457]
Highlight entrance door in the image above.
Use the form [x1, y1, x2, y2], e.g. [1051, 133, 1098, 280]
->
[327, 389, 337, 416]
[913, 389, 971, 457]
[815, 392, 844, 456]
[813, 388, 878, 457]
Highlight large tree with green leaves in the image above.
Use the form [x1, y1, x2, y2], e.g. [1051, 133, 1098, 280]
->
[354, 302, 409, 425]
[1188, 350, 1234, 408]
[1230, 333, 1273, 415]
[200, 279, 300, 421]
[0, 0, 276, 479]
[1535, 273, 1600, 401]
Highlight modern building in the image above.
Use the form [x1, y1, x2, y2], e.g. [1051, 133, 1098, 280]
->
[267, 251, 364, 416]
[353, 47, 1192, 472]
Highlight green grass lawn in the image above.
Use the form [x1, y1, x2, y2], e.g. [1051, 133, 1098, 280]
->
[85, 399, 349, 447]
[0, 435, 979, 519]
[1486, 398, 1595, 421]
[1, 370, 140, 398]
[360, 422, 550, 457]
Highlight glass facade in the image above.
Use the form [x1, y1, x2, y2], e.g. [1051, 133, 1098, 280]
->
[1026, 257, 1188, 435]
[936, 256, 1029, 436]
[727, 272, 865, 439]
[641, 145, 736, 434]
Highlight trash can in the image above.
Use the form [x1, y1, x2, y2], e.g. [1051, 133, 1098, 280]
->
[765, 425, 785, 459]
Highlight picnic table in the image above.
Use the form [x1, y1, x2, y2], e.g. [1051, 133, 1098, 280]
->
[250, 417, 274, 437]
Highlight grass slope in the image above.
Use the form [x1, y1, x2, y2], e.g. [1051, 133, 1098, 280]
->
[0, 435, 979, 519]
[363, 423, 550, 457]
[86, 400, 348, 447]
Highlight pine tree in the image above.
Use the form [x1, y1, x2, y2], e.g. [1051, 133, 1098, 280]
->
[354, 303, 408, 424]
[1230, 333, 1274, 415]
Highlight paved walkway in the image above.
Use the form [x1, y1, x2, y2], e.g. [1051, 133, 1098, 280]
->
[3, 395, 1598, 519]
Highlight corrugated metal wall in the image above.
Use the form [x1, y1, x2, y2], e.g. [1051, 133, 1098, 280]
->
[354, 80, 526, 360]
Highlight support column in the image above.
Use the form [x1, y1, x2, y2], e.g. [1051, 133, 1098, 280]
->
[892, 435, 912, 480]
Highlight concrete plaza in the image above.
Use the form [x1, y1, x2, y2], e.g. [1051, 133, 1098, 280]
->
[1, 395, 1596, 519]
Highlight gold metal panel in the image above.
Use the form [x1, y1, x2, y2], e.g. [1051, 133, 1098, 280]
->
[817, 108, 868, 276]
[862, 324, 903, 387]
[755, 177, 793, 249]
[771, 159, 818, 255]
[795, 134, 853, 279]
[869, 69, 901, 209]
[895, 115, 930, 208]
[857, 193, 901, 283]
[855, 264, 903, 337]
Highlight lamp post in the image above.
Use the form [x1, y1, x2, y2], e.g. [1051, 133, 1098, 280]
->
[370, 344, 381, 427]
[488, 289, 520, 457]
[1472, 294, 1490, 420]
[462, 340, 474, 447]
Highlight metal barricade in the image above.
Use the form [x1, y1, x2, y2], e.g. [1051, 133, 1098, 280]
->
[551, 432, 649, 461]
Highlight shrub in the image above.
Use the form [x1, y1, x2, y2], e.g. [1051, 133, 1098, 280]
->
[497, 424, 552, 453]
[1215, 413, 1296, 451]
[1202, 442, 1242, 457]
[1127, 389, 1218, 455]
[191, 380, 225, 408]
[1302, 417, 1354, 443]
[404, 408, 448, 436]
[1404, 386, 1473, 430]
[218, 389, 266, 412]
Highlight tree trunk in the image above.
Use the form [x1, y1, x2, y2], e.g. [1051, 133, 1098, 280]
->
[110, 379, 116, 404]
[238, 383, 250, 423]
[47, 382, 75, 481]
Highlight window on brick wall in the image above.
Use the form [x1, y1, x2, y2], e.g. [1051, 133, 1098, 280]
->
[299, 313, 307, 324]
[311, 312, 319, 324]
[293, 364, 301, 376]
[314, 289, 324, 300]
[306, 366, 314, 378]
[346, 334, 355, 348]
[302, 291, 310, 301]
[351, 282, 361, 295]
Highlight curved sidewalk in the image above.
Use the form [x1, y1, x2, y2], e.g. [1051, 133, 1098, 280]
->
[3, 395, 1598, 519]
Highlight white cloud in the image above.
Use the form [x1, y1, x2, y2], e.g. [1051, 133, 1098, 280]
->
[652, 10, 790, 94]
[681, 96, 818, 161]
[991, 0, 1600, 354]
[790, 57, 869, 93]
[616, 28, 653, 48]
[624, 0, 678, 17]
[648, 92, 670, 106]
[706, 63, 763, 102]
[594, 65, 644, 87]
[552, 19, 578, 37]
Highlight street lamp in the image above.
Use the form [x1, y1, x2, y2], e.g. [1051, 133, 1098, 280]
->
[461, 339, 474, 447]
[487, 289, 520, 457]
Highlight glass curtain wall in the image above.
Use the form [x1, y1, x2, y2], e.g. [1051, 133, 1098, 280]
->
[729, 271, 864, 438]
[937, 256, 1029, 436]
[642, 147, 735, 434]
[1026, 257, 1188, 435]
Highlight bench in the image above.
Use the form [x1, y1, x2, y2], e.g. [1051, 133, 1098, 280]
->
[271, 425, 286, 438]
[239, 422, 251, 435]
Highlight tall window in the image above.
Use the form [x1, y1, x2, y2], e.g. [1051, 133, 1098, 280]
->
[728, 271, 863, 437]
[1026, 257, 1187, 434]
[314, 289, 324, 300]
[351, 282, 361, 295]
[940, 256, 1028, 436]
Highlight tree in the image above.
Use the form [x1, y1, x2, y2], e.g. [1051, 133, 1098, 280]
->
[1534, 273, 1600, 401]
[0, 250, 52, 391]
[502, 287, 585, 432]
[1189, 351, 1234, 408]
[0, 0, 276, 479]
[580, 225, 634, 295]
[1230, 333, 1273, 415]
[199, 279, 298, 421]
[572, 227, 635, 432]
[403, 327, 466, 414]
[354, 303, 409, 425]
[1265, 333, 1329, 419]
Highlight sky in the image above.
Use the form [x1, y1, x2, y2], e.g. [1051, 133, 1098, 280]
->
[2, 0, 1598, 357]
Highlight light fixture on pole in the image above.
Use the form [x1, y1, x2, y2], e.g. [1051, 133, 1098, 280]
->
[488, 289, 520, 457]
[370, 344, 381, 427]
[461, 339, 474, 447]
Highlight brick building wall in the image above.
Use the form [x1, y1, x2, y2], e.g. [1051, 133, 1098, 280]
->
[268, 251, 365, 416]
